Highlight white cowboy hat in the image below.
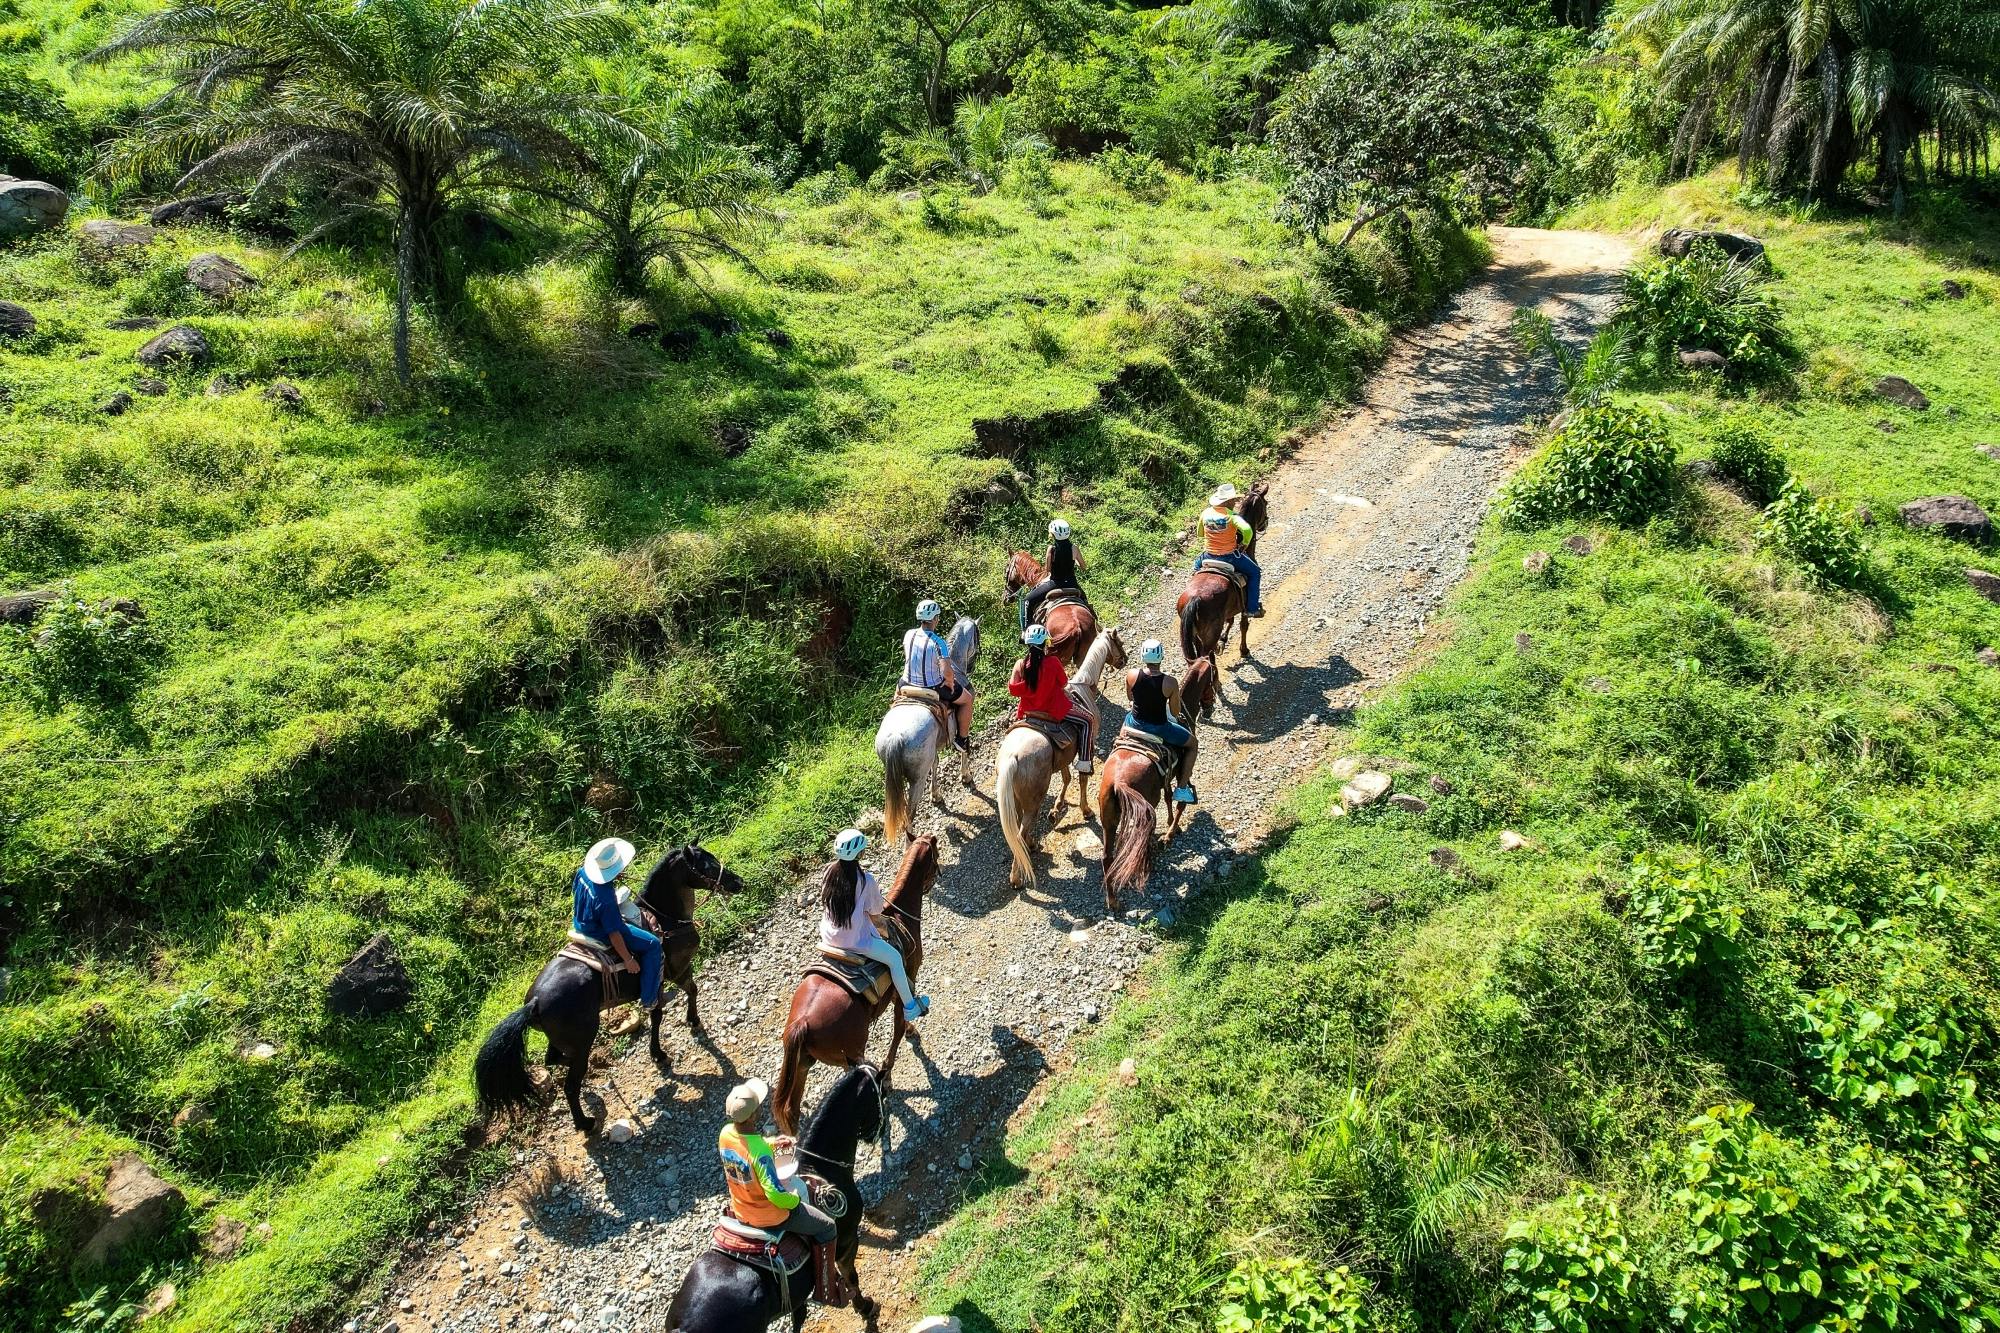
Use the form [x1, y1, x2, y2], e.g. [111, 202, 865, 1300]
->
[726, 1078, 770, 1124]
[1208, 483, 1240, 506]
[583, 837, 635, 885]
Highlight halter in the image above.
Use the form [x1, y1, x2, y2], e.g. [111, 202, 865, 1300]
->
[793, 1064, 892, 1189]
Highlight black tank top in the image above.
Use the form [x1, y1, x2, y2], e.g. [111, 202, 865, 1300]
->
[1048, 539, 1077, 585]
[1130, 670, 1168, 725]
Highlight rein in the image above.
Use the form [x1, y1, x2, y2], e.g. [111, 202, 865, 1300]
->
[794, 1066, 892, 1188]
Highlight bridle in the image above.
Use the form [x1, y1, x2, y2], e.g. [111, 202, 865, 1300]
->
[793, 1064, 892, 1189]
[639, 848, 735, 928]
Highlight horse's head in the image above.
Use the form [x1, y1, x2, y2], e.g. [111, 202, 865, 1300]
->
[1181, 654, 1218, 718]
[1002, 551, 1037, 602]
[1242, 480, 1272, 534]
[803, 1061, 887, 1160]
[948, 615, 981, 675]
[1102, 626, 1128, 671]
[888, 834, 939, 910]
[638, 842, 743, 919]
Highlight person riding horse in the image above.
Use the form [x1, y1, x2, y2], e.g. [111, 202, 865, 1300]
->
[902, 599, 973, 755]
[1009, 624, 1092, 774]
[716, 1077, 849, 1309]
[570, 837, 663, 1012]
[1196, 484, 1265, 618]
[1125, 639, 1197, 804]
[820, 828, 929, 1023]
[1019, 518, 1088, 632]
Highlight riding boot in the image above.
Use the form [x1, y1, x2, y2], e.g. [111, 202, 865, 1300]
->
[812, 1240, 850, 1309]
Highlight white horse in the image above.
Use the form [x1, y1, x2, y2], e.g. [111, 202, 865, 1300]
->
[875, 615, 981, 844]
[995, 626, 1125, 894]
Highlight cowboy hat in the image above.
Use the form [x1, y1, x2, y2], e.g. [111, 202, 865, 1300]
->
[583, 837, 635, 885]
[1208, 483, 1240, 506]
[726, 1078, 770, 1124]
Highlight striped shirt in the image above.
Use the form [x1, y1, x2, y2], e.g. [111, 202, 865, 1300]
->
[902, 627, 950, 688]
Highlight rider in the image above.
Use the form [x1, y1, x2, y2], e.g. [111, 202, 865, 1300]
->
[1019, 518, 1087, 632]
[903, 599, 973, 755]
[1124, 639, 1198, 804]
[820, 828, 929, 1023]
[1196, 483, 1265, 618]
[570, 837, 663, 1011]
[1009, 624, 1090, 773]
[718, 1076, 848, 1308]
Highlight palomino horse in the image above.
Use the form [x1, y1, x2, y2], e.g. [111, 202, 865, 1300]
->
[1002, 550, 1097, 668]
[665, 1064, 888, 1331]
[1099, 656, 1218, 915]
[1176, 480, 1272, 668]
[772, 836, 938, 1136]
[994, 627, 1126, 894]
[874, 615, 979, 844]
[475, 845, 744, 1133]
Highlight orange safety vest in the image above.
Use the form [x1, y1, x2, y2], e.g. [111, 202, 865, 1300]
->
[1202, 507, 1248, 555]
[718, 1122, 796, 1228]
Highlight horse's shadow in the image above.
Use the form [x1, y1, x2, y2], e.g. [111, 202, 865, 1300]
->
[1205, 652, 1364, 742]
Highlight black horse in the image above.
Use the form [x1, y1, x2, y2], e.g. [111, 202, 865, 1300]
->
[666, 1064, 887, 1332]
[474, 843, 744, 1133]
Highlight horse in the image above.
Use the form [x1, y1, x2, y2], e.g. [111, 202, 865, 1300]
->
[1177, 480, 1272, 667]
[875, 616, 980, 846]
[474, 844, 744, 1134]
[994, 627, 1126, 895]
[1099, 656, 1217, 915]
[772, 835, 938, 1136]
[1002, 550, 1098, 668]
[665, 1064, 889, 1331]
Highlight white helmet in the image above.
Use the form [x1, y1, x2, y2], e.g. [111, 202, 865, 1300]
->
[1209, 483, 1240, 507]
[1049, 518, 1071, 540]
[1022, 624, 1049, 647]
[916, 599, 941, 623]
[834, 828, 868, 861]
[1140, 639, 1165, 664]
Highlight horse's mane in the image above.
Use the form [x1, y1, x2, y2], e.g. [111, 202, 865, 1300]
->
[801, 1062, 881, 1150]
[947, 615, 980, 672]
[1073, 627, 1116, 697]
[885, 834, 939, 909]
[1180, 655, 1216, 713]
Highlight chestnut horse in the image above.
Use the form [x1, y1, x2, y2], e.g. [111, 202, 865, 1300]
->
[1099, 657, 1218, 914]
[1002, 550, 1097, 668]
[1176, 481, 1271, 667]
[772, 835, 938, 1136]
[995, 628, 1125, 894]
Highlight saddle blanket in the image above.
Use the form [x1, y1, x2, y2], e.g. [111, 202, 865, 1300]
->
[805, 916, 913, 1006]
[1196, 558, 1247, 589]
[1113, 726, 1179, 789]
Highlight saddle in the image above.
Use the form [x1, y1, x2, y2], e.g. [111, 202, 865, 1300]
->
[807, 915, 915, 1007]
[710, 1173, 850, 1310]
[1195, 557, 1248, 590]
[557, 914, 697, 1013]
[1009, 708, 1092, 765]
[1035, 586, 1090, 622]
[892, 683, 953, 738]
[1113, 726, 1180, 791]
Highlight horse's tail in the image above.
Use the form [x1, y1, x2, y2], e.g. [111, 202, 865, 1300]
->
[773, 1016, 813, 1137]
[1179, 593, 1201, 663]
[995, 741, 1036, 892]
[880, 738, 913, 846]
[1106, 782, 1157, 900]
[474, 1006, 537, 1115]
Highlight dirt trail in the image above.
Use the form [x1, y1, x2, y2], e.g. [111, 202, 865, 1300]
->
[368, 227, 1631, 1333]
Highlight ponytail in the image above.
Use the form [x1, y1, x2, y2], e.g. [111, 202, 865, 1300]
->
[822, 858, 861, 929]
[1023, 644, 1046, 692]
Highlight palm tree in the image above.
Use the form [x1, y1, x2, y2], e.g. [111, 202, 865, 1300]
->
[1624, 0, 2000, 209]
[92, 0, 633, 383]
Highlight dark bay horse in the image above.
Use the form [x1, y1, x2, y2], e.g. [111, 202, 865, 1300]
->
[475, 844, 744, 1133]
[1099, 656, 1217, 914]
[665, 1064, 888, 1331]
[1004, 549, 1098, 668]
[772, 836, 938, 1136]
[1176, 480, 1271, 666]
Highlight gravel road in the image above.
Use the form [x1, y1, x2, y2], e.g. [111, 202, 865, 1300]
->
[360, 227, 1632, 1333]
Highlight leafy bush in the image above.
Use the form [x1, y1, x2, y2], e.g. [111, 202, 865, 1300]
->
[1625, 852, 1742, 974]
[1512, 308, 1638, 408]
[1097, 145, 1170, 200]
[1706, 421, 1789, 504]
[1500, 1189, 1646, 1333]
[0, 65, 92, 185]
[1616, 245, 1791, 381]
[1504, 405, 1679, 527]
[14, 586, 160, 707]
[1757, 484, 1871, 588]
[1217, 1256, 1373, 1333]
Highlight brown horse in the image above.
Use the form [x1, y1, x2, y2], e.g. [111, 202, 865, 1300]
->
[995, 628, 1125, 894]
[1176, 481, 1271, 667]
[772, 835, 938, 1136]
[1003, 550, 1097, 668]
[1099, 657, 1218, 914]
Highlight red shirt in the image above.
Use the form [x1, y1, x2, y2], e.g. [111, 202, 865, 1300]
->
[1008, 656, 1071, 721]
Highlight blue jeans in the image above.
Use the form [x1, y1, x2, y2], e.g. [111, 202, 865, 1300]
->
[620, 924, 664, 1008]
[1195, 551, 1261, 612]
[1124, 713, 1191, 748]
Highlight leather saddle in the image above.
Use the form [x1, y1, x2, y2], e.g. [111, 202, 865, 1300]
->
[1035, 586, 1090, 621]
[1113, 725, 1179, 790]
[1195, 557, 1248, 590]
[1009, 708, 1091, 764]
[892, 683, 953, 737]
[710, 1174, 850, 1307]
[807, 915, 914, 1007]
[557, 912, 696, 1013]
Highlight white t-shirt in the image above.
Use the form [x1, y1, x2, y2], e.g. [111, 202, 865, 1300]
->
[902, 628, 949, 689]
[819, 869, 884, 951]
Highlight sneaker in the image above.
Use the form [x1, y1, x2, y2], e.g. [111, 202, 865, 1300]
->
[1173, 785, 1197, 804]
[902, 996, 931, 1022]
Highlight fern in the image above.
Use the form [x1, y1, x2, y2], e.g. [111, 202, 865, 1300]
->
[1393, 1140, 1505, 1262]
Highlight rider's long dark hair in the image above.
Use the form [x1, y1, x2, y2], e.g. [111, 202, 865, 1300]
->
[1022, 644, 1047, 692]
[822, 857, 862, 929]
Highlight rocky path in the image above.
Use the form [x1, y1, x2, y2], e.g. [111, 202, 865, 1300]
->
[361, 227, 1631, 1333]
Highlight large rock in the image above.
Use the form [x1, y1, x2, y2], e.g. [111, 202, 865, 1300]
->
[1967, 568, 2000, 605]
[1660, 228, 1766, 265]
[135, 324, 212, 371]
[186, 253, 256, 299]
[1899, 495, 1992, 543]
[78, 1155, 184, 1269]
[78, 219, 158, 254]
[0, 589, 56, 625]
[150, 192, 242, 227]
[1874, 376, 1930, 410]
[1678, 348, 1729, 372]
[1339, 770, 1393, 811]
[327, 933, 412, 1018]
[0, 178, 70, 240]
[0, 300, 34, 340]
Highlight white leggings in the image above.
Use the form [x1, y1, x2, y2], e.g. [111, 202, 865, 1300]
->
[851, 934, 916, 1006]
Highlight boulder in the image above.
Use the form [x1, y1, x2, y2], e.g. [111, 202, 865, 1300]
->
[78, 219, 158, 254]
[133, 376, 167, 397]
[1898, 495, 1992, 543]
[1514, 631, 1535, 653]
[1966, 568, 2000, 605]
[78, 1155, 185, 1269]
[909, 1319, 963, 1333]
[139, 1282, 177, 1322]
[206, 372, 242, 396]
[326, 933, 412, 1018]
[1978, 647, 1999, 668]
[1660, 228, 1765, 265]
[0, 589, 56, 625]
[1522, 551, 1550, 575]
[0, 178, 70, 240]
[135, 325, 212, 371]
[1941, 279, 1967, 299]
[1339, 770, 1393, 811]
[1678, 348, 1729, 372]
[1498, 830, 1532, 852]
[150, 192, 241, 227]
[1386, 793, 1430, 814]
[186, 253, 256, 299]
[203, 1215, 247, 1261]
[98, 391, 134, 417]
[763, 327, 793, 350]
[0, 300, 33, 340]
[1562, 534, 1596, 555]
[1427, 774, 1456, 796]
[1874, 375, 1929, 410]
[261, 380, 304, 413]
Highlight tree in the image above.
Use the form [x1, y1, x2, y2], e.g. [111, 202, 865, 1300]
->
[1624, 0, 2000, 209]
[887, 0, 1091, 125]
[93, 0, 632, 383]
[1270, 14, 1551, 247]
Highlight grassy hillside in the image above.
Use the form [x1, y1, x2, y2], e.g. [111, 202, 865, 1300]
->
[0, 154, 1483, 1329]
[919, 176, 2000, 1330]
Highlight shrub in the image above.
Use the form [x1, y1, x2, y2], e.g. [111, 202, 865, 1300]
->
[1500, 1189, 1646, 1333]
[15, 586, 161, 707]
[1625, 852, 1742, 974]
[0, 66, 92, 185]
[1757, 484, 1870, 588]
[1217, 1256, 1373, 1333]
[1706, 422, 1789, 504]
[1616, 245, 1791, 381]
[1097, 145, 1170, 200]
[1504, 405, 1678, 527]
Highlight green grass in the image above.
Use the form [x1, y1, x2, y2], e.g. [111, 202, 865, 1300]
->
[918, 175, 2000, 1330]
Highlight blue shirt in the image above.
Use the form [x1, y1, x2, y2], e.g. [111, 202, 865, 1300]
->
[570, 868, 627, 943]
